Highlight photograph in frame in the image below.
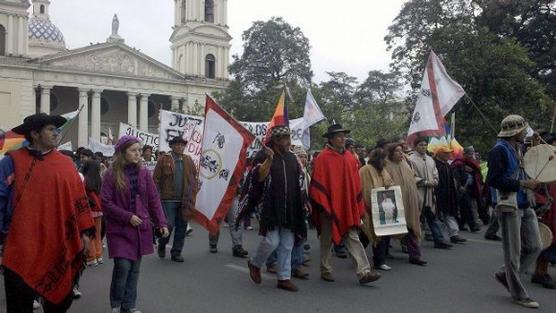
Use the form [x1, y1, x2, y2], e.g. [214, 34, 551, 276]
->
[370, 186, 408, 236]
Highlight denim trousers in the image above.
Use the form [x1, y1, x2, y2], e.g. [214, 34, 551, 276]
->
[110, 258, 142, 311]
[266, 238, 305, 271]
[158, 201, 187, 256]
[251, 227, 294, 280]
[422, 206, 446, 243]
[495, 207, 542, 300]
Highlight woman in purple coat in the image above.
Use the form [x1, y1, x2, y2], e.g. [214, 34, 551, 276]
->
[101, 136, 169, 313]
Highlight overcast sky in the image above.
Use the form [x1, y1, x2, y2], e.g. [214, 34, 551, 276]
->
[46, 0, 407, 83]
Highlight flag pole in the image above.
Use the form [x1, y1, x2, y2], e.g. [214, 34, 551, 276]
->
[450, 112, 456, 138]
[464, 94, 498, 135]
[551, 101, 555, 133]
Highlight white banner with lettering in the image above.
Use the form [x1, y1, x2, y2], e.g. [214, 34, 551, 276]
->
[88, 137, 115, 157]
[118, 122, 160, 150]
[159, 110, 204, 166]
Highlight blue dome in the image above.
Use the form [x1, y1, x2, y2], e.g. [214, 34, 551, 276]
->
[28, 17, 65, 45]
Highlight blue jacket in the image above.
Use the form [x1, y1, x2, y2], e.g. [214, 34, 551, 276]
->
[486, 140, 528, 209]
[0, 155, 15, 241]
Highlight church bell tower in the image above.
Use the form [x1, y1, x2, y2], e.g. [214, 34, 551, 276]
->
[169, 0, 231, 79]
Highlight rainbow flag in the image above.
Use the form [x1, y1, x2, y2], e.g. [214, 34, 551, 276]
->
[0, 130, 27, 159]
[263, 91, 289, 144]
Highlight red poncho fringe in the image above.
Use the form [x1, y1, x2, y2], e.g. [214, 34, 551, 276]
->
[3, 149, 94, 304]
[310, 147, 365, 245]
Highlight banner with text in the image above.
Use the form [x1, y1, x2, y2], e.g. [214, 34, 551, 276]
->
[119, 122, 160, 150]
[159, 110, 204, 165]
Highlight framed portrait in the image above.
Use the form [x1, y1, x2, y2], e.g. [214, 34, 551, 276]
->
[370, 186, 408, 236]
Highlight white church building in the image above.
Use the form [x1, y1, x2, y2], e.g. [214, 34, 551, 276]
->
[0, 0, 231, 148]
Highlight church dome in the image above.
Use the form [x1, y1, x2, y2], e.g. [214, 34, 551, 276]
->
[28, 17, 66, 46]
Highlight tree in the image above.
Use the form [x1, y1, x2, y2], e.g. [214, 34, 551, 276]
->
[217, 17, 312, 122]
[228, 17, 312, 94]
[385, 0, 553, 151]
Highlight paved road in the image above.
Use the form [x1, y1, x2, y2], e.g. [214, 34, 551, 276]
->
[1, 224, 555, 313]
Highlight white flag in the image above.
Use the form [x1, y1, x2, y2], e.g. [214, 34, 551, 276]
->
[408, 51, 465, 136]
[194, 96, 255, 234]
[301, 89, 325, 148]
[303, 89, 325, 127]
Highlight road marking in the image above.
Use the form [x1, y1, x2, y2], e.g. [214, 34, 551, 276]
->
[225, 263, 275, 280]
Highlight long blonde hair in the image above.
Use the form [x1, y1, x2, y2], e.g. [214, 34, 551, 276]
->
[111, 142, 142, 190]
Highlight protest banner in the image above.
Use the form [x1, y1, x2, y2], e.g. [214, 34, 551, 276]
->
[88, 137, 115, 157]
[119, 122, 160, 150]
[159, 110, 204, 165]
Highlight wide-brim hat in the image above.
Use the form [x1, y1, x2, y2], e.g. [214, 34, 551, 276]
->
[169, 136, 188, 146]
[498, 114, 529, 138]
[12, 113, 66, 135]
[322, 123, 350, 138]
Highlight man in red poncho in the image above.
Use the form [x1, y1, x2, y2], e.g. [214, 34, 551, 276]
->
[0, 113, 94, 313]
[310, 122, 381, 284]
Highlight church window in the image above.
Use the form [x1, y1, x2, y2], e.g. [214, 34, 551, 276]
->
[40, 5, 45, 14]
[205, 0, 214, 23]
[181, 0, 186, 23]
[205, 54, 216, 79]
[0, 25, 5, 56]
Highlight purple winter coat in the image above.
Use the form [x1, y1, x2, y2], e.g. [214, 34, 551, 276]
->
[101, 166, 167, 261]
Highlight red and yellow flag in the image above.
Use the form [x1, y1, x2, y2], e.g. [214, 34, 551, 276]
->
[0, 130, 26, 158]
[263, 91, 289, 144]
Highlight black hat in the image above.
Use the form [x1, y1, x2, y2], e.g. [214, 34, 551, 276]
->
[322, 122, 350, 138]
[12, 113, 66, 135]
[169, 136, 188, 146]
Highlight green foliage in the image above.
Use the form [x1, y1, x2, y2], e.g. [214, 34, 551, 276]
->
[385, 0, 554, 152]
[216, 17, 312, 122]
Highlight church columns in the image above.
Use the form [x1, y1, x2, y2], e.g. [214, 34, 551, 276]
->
[127, 92, 138, 127]
[91, 89, 103, 141]
[77, 89, 89, 148]
[139, 93, 150, 131]
[6, 15, 13, 55]
[40, 85, 52, 114]
[171, 96, 180, 112]
[222, 0, 228, 25]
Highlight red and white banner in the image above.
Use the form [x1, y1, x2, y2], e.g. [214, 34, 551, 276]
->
[193, 96, 256, 234]
[408, 51, 465, 139]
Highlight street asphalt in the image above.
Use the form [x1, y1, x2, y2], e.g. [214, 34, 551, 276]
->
[1, 223, 555, 313]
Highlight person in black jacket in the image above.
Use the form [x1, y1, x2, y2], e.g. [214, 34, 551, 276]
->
[246, 125, 306, 292]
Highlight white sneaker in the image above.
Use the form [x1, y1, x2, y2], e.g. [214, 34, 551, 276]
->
[33, 300, 41, 310]
[110, 308, 121, 313]
[377, 264, 392, 271]
[86, 260, 98, 266]
[97, 257, 104, 264]
[513, 298, 539, 309]
[72, 287, 82, 299]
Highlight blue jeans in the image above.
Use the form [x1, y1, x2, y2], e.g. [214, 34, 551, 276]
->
[251, 228, 294, 280]
[266, 239, 305, 271]
[110, 258, 141, 311]
[158, 201, 186, 256]
[423, 206, 446, 243]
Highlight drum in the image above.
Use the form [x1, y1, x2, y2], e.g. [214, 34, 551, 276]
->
[539, 222, 554, 250]
[524, 144, 556, 183]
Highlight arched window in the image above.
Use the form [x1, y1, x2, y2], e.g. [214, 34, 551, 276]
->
[40, 5, 45, 14]
[205, 54, 215, 79]
[0, 25, 5, 56]
[181, 0, 186, 23]
[205, 0, 214, 23]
